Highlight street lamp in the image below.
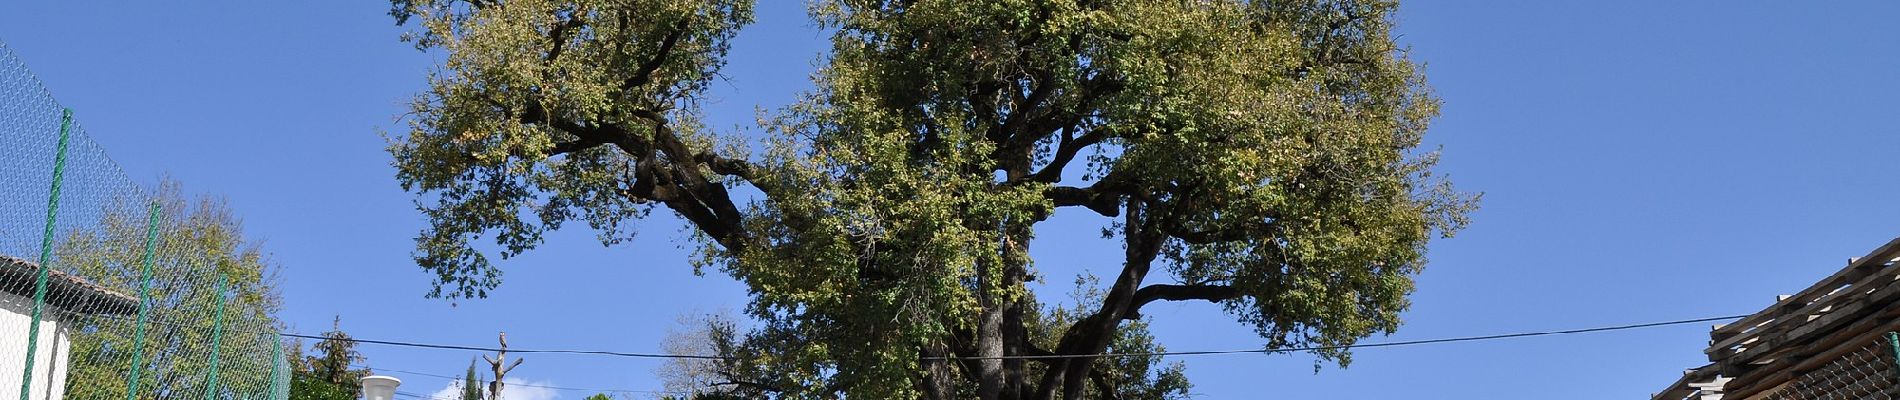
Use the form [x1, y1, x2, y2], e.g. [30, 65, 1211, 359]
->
[362, 375, 401, 400]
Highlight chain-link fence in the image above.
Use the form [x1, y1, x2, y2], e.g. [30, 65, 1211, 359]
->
[0, 41, 289, 399]
[1657, 332, 1900, 400]
[1752, 333, 1900, 400]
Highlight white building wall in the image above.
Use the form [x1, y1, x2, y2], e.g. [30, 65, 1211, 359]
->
[0, 291, 71, 400]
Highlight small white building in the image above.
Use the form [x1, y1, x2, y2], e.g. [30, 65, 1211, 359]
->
[0, 256, 138, 400]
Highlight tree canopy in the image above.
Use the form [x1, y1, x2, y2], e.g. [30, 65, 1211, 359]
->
[288, 317, 372, 400]
[389, 0, 1473, 398]
[59, 182, 287, 400]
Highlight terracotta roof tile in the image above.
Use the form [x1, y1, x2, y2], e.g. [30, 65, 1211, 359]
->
[0, 255, 138, 316]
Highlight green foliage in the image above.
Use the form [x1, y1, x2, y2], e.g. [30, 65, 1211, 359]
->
[288, 317, 371, 399]
[388, 0, 755, 299]
[390, 0, 1474, 398]
[60, 181, 287, 399]
[287, 376, 354, 400]
[465, 358, 486, 400]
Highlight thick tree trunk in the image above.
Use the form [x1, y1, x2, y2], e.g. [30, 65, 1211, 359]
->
[919, 343, 957, 400]
[976, 296, 1006, 400]
[1003, 295, 1029, 399]
[975, 221, 1036, 400]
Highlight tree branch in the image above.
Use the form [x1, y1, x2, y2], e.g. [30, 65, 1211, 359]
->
[999, 72, 1121, 182]
[1046, 176, 1126, 218]
[1089, 368, 1125, 400]
[999, 68, 1059, 146]
[1160, 214, 1276, 245]
[1164, 225, 1251, 245]
[1123, 284, 1238, 320]
[695, 152, 756, 179]
[521, 95, 758, 252]
[621, 19, 689, 93]
[543, 7, 586, 63]
[623, 111, 755, 251]
[709, 380, 784, 393]
[547, 139, 601, 156]
[972, 78, 1006, 144]
[1026, 127, 1108, 183]
[1035, 199, 1163, 400]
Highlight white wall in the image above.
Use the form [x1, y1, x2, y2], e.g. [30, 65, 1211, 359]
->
[0, 292, 70, 400]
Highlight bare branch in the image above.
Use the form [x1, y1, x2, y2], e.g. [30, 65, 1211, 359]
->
[1046, 177, 1126, 218]
[1124, 284, 1238, 320]
[709, 380, 785, 393]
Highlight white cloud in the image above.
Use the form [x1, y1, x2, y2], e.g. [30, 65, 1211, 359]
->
[427, 380, 469, 400]
[499, 379, 562, 400]
[426, 378, 561, 400]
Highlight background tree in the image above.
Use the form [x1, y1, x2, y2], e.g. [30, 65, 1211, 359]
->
[390, 0, 1474, 399]
[287, 367, 353, 400]
[656, 312, 732, 397]
[464, 358, 486, 400]
[289, 316, 372, 399]
[58, 180, 287, 399]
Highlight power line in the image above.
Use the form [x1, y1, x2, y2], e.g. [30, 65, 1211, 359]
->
[950, 313, 1749, 360]
[393, 390, 454, 400]
[85, 314, 687, 394]
[94, 311, 1747, 361]
[362, 364, 684, 395]
[83, 311, 1746, 395]
[287, 313, 1748, 361]
[89, 313, 718, 359]
[274, 331, 726, 360]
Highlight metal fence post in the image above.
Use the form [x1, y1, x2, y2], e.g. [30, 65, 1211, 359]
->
[1888, 331, 1900, 381]
[268, 333, 284, 399]
[202, 277, 229, 400]
[123, 202, 162, 399]
[19, 108, 72, 400]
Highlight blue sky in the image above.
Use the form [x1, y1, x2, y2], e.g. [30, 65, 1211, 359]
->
[3, 2, 1898, 398]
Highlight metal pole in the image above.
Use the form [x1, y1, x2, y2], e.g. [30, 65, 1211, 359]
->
[1888, 331, 1900, 381]
[268, 333, 283, 399]
[202, 277, 229, 400]
[123, 202, 161, 399]
[19, 108, 73, 400]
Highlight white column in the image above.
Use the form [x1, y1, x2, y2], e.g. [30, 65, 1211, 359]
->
[0, 293, 69, 400]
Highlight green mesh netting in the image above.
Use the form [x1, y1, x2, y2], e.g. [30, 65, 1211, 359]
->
[0, 41, 289, 400]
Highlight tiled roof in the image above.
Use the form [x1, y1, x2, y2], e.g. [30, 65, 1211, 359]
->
[0, 255, 138, 316]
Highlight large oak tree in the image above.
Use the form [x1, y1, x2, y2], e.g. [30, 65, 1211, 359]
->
[388, 0, 1473, 398]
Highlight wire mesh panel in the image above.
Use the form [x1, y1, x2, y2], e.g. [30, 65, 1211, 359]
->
[0, 41, 288, 400]
[0, 39, 62, 267]
[1753, 334, 1900, 400]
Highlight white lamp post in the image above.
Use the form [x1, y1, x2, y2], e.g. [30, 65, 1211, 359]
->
[362, 375, 401, 400]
